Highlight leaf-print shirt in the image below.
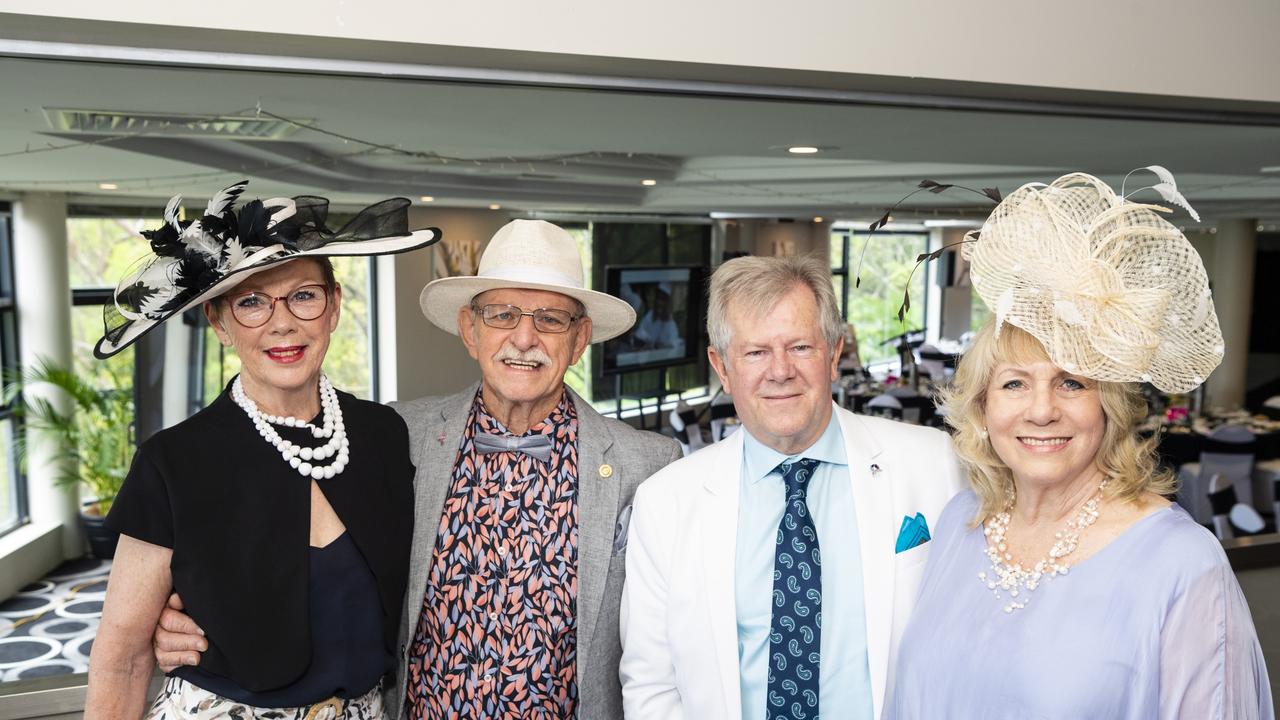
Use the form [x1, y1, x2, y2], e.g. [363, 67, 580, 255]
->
[404, 389, 579, 719]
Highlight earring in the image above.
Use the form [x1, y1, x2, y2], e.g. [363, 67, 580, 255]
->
[979, 427, 988, 440]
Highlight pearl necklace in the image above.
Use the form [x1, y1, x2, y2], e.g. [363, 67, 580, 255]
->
[978, 478, 1109, 613]
[231, 374, 349, 480]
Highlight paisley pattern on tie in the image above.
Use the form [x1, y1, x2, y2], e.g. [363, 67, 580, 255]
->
[767, 458, 822, 720]
[404, 390, 579, 719]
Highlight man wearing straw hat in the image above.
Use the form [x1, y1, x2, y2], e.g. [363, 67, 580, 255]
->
[155, 219, 682, 719]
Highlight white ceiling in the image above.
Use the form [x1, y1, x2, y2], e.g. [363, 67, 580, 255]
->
[2, 55, 1280, 225]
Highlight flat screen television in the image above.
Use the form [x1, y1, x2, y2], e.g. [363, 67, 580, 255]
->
[602, 265, 706, 374]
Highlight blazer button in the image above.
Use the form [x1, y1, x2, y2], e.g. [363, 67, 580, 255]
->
[598, 464, 613, 478]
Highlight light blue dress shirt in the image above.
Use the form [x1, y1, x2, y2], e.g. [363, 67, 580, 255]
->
[735, 412, 874, 720]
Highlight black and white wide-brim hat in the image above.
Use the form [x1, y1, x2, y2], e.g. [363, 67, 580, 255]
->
[94, 181, 440, 359]
[419, 219, 636, 343]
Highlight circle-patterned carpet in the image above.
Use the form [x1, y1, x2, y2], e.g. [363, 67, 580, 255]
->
[0, 557, 110, 681]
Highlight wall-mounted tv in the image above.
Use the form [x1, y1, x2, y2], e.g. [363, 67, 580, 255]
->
[602, 265, 706, 375]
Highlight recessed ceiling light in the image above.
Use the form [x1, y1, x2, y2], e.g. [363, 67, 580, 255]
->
[98, 183, 118, 190]
[788, 146, 820, 155]
[641, 179, 657, 186]
[813, 216, 824, 223]
[489, 203, 502, 210]
[420, 195, 434, 202]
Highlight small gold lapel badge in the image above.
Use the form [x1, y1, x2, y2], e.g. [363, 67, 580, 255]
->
[599, 464, 614, 478]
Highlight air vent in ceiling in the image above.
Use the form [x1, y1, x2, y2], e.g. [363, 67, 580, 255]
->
[42, 108, 305, 140]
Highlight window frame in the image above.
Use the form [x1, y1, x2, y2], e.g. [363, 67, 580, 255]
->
[0, 204, 27, 537]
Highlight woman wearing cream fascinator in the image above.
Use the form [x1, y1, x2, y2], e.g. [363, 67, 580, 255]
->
[886, 170, 1272, 719]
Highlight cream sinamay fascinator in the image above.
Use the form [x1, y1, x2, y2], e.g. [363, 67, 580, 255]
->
[963, 169, 1223, 393]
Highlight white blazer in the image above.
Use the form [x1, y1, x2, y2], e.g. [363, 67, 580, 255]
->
[619, 405, 966, 720]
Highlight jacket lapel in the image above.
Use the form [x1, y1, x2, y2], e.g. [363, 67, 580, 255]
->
[836, 409, 892, 719]
[403, 385, 476, 634]
[569, 389, 619, 690]
[701, 430, 745, 719]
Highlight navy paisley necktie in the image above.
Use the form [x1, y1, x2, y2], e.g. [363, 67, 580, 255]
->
[767, 457, 822, 720]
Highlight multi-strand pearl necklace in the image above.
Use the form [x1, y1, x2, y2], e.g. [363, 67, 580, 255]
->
[978, 478, 1109, 613]
[231, 374, 349, 480]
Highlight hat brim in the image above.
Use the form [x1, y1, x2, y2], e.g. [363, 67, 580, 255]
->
[419, 275, 637, 343]
[94, 227, 440, 359]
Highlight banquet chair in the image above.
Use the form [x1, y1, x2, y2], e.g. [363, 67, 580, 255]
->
[1255, 458, 1280, 512]
[668, 401, 707, 457]
[1177, 425, 1256, 524]
[1207, 472, 1265, 539]
[865, 393, 904, 421]
[1209, 473, 1235, 540]
[915, 344, 953, 385]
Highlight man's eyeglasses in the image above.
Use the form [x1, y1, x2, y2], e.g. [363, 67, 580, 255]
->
[226, 284, 329, 328]
[472, 303, 582, 334]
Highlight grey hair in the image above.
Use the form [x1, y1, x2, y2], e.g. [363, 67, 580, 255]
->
[706, 254, 844, 355]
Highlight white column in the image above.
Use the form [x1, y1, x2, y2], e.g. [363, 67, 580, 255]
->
[161, 321, 190, 428]
[1205, 219, 1257, 410]
[376, 254, 399, 403]
[13, 193, 80, 558]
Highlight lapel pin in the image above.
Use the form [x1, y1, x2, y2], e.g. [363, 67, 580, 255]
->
[870, 463, 881, 475]
[599, 464, 614, 478]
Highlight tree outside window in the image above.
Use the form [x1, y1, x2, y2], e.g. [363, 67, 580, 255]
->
[832, 230, 929, 366]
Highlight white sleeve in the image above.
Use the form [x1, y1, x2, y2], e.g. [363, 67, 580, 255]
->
[1159, 561, 1274, 720]
[619, 482, 685, 719]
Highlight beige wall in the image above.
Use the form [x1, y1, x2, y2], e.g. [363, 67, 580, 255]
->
[724, 219, 832, 261]
[5, 3, 1280, 104]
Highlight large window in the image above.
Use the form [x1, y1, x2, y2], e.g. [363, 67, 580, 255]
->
[66, 216, 151, 390]
[0, 206, 21, 536]
[831, 229, 929, 367]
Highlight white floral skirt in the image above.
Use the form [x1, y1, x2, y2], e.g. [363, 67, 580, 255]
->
[144, 676, 384, 719]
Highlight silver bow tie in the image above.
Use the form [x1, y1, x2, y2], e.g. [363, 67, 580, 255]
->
[473, 432, 553, 462]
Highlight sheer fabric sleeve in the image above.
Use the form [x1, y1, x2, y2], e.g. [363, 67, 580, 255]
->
[1159, 561, 1274, 719]
[104, 446, 175, 549]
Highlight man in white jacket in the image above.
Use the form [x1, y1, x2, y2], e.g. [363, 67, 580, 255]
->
[620, 255, 965, 720]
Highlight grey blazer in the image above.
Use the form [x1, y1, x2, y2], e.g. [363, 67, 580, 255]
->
[386, 383, 682, 719]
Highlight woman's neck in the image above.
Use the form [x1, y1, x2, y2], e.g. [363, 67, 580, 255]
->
[1010, 468, 1106, 527]
[238, 373, 321, 419]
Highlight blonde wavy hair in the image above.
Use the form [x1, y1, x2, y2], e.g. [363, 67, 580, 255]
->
[939, 321, 1174, 523]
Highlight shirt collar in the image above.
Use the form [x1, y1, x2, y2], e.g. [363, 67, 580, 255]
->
[742, 405, 847, 485]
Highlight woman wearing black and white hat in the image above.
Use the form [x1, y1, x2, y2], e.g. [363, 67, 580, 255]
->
[85, 183, 438, 718]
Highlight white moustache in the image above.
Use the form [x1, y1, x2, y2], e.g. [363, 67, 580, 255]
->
[494, 344, 552, 366]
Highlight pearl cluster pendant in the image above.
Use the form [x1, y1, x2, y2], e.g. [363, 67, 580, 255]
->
[231, 374, 349, 480]
[977, 478, 1109, 613]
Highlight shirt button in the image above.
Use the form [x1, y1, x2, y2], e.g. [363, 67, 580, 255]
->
[489, 612, 498, 621]
[498, 545, 508, 556]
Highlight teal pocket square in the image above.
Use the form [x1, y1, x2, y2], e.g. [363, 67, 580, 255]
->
[895, 512, 931, 553]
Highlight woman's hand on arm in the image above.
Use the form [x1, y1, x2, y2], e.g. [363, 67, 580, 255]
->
[85, 535, 174, 719]
[154, 592, 206, 672]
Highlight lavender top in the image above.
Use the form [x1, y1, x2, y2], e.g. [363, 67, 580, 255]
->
[886, 490, 1273, 720]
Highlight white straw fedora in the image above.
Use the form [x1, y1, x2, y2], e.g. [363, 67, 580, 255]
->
[419, 219, 636, 343]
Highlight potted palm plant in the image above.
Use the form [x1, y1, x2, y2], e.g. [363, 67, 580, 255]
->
[4, 358, 134, 558]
